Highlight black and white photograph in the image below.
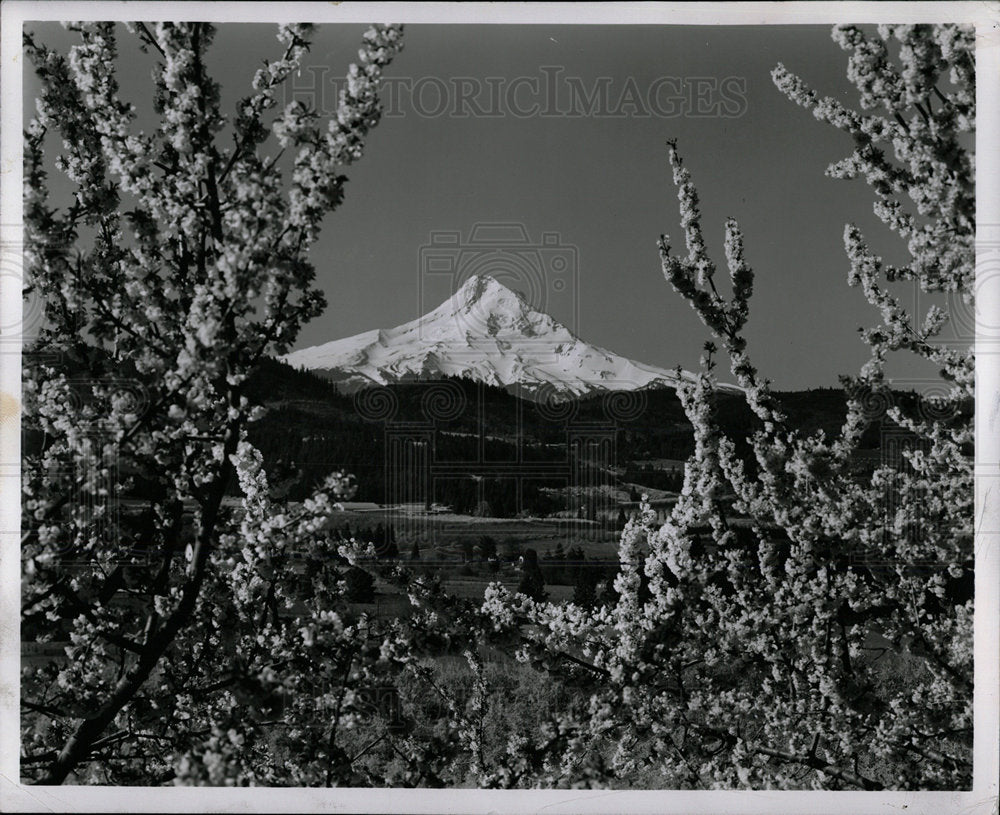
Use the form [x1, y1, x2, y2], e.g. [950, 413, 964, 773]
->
[1, 1, 998, 811]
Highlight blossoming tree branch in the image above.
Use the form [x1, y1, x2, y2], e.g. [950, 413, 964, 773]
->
[482, 23, 974, 789]
[22, 21, 406, 785]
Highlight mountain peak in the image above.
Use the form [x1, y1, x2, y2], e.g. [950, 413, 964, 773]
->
[282, 276, 716, 398]
[453, 273, 529, 310]
[456, 273, 511, 298]
[432, 274, 556, 341]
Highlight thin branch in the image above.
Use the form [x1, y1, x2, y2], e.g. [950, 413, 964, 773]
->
[754, 743, 882, 790]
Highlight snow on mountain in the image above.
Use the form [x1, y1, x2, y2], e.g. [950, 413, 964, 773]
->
[281, 274, 712, 399]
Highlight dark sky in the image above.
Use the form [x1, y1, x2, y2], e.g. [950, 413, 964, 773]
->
[26, 22, 959, 390]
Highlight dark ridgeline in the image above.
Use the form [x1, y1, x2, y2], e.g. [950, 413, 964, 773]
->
[237, 356, 909, 509]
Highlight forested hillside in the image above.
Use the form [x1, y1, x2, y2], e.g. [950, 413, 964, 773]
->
[242, 357, 897, 510]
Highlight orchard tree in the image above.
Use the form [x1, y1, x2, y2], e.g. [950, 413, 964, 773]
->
[20, 21, 418, 785]
[485, 24, 975, 789]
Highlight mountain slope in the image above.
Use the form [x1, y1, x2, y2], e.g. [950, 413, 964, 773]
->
[282, 274, 708, 398]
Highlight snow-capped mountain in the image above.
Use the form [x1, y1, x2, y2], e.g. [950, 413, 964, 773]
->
[282, 274, 707, 399]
